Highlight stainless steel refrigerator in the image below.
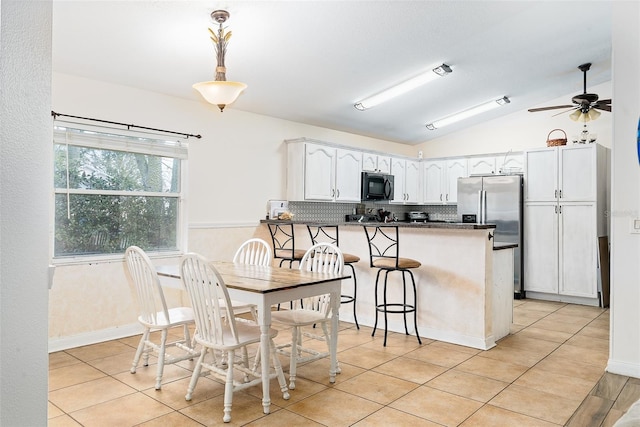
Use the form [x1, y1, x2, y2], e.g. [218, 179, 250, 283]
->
[457, 174, 524, 298]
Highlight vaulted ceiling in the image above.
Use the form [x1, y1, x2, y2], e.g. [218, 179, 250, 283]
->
[52, 1, 612, 145]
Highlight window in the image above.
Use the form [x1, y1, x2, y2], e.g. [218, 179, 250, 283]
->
[53, 125, 188, 258]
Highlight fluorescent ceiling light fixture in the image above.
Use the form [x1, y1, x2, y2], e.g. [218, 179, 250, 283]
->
[426, 96, 510, 130]
[354, 64, 452, 111]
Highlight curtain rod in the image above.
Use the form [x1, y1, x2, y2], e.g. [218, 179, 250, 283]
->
[51, 111, 202, 139]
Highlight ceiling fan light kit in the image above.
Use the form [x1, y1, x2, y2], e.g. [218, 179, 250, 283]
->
[193, 10, 247, 112]
[354, 63, 452, 111]
[426, 96, 510, 130]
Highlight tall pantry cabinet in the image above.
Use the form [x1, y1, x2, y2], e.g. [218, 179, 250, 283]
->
[523, 143, 609, 306]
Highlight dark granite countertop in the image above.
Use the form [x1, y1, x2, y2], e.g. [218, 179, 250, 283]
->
[260, 219, 496, 230]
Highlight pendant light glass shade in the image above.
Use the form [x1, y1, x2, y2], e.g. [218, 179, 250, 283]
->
[193, 10, 247, 112]
[193, 81, 248, 111]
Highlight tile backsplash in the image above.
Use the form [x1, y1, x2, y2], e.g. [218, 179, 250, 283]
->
[288, 201, 457, 223]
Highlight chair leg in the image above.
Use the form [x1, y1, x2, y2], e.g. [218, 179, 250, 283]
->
[346, 263, 359, 329]
[269, 338, 290, 400]
[131, 328, 150, 373]
[371, 268, 384, 337]
[401, 271, 410, 335]
[288, 326, 300, 389]
[382, 270, 391, 347]
[185, 348, 207, 401]
[223, 349, 235, 422]
[155, 329, 169, 390]
[407, 269, 422, 345]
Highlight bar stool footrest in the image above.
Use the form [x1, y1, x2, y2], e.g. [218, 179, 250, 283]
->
[376, 303, 416, 314]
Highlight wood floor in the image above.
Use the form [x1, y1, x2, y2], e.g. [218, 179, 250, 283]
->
[48, 299, 638, 426]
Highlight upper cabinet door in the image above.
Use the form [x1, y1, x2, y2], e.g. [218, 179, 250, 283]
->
[422, 160, 445, 203]
[377, 156, 392, 174]
[362, 153, 378, 172]
[362, 153, 391, 174]
[304, 143, 335, 201]
[445, 158, 468, 203]
[391, 157, 406, 203]
[524, 148, 558, 202]
[405, 160, 420, 203]
[559, 145, 597, 201]
[335, 148, 362, 202]
[468, 156, 497, 175]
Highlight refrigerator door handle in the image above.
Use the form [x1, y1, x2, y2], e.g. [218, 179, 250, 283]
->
[482, 190, 487, 224]
[477, 190, 482, 223]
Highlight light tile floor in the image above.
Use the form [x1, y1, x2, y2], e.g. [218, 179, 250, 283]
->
[48, 299, 635, 426]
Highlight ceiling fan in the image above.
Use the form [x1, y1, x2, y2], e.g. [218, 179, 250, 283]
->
[528, 63, 612, 122]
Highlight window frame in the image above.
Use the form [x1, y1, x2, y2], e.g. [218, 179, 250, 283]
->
[51, 123, 189, 265]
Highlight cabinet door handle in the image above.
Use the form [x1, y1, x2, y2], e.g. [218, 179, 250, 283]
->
[446, 194, 449, 201]
[555, 189, 558, 198]
[440, 194, 443, 201]
[559, 205, 562, 214]
[336, 189, 340, 198]
[559, 190, 562, 198]
[555, 205, 558, 214]
[331, 189, 335, 197]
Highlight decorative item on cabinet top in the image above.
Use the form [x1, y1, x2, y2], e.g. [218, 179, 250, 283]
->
[546, 129, 567, 147]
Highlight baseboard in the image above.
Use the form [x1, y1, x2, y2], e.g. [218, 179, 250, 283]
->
[48, 323, 142, 353]
[525, 291, 601, 307]
[607, 359, 640, 379]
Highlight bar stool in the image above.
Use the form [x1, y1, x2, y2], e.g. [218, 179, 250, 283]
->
[363, 225, 422, 346]
[267, 222, 307, 268]
[307, 224, 360, 329]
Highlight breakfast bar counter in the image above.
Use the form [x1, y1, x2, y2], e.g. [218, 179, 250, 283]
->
[260, 219, 510, 350]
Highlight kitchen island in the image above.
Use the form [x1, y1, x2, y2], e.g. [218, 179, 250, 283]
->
[260, 219, 512, 350]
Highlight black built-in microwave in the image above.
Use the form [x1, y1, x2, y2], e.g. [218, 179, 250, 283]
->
[361, 172, 394, 201]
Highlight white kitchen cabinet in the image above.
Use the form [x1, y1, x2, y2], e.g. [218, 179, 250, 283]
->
[286, 139, 362, 202]
[362, 152, 391, 174]
[468, 156, 497, 175]
[523, 143, 609, 306]
[469, 152, 524, 176]
[422, 157, 467, 204]
[390, 158, 420, 204]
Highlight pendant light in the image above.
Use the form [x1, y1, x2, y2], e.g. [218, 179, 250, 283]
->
[193, 10, 247, 112]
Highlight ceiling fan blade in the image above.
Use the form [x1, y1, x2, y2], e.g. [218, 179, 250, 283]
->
[596, 99, 611, 104]
[593, 104, 612, 112]
[552, 107, 577, 117]
[528, 105, 575, 112]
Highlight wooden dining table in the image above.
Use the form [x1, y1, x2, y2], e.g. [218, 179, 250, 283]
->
[156, 260, 349, 415]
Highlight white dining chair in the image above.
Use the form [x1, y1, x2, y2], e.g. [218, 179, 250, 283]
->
[180, 253, 289, 423]
[271, 242, 344, 389]
[124, 246, 199, 390]
[229, 238, 272, 322]
[233, 238, 272, 266]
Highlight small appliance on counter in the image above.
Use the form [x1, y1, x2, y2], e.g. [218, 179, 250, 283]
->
[267, 200, 289, 220]
[345, 214, 379, 223]
[406, 211, 429, 223]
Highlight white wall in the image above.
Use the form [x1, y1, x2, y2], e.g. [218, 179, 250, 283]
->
[607, 1, 640, 379]
[0, 0, 51, 424]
